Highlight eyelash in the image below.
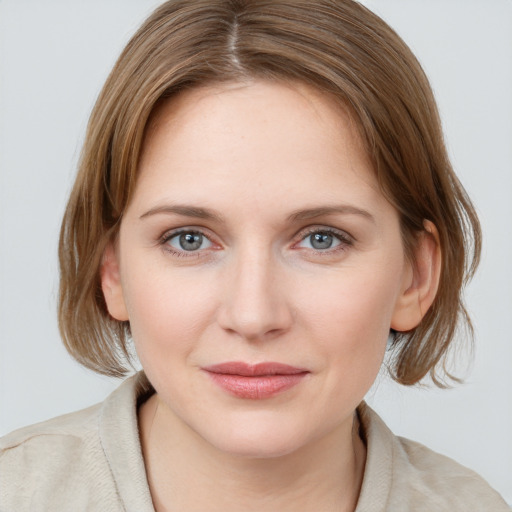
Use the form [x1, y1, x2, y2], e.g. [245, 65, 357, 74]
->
[159, 226, 354, 258]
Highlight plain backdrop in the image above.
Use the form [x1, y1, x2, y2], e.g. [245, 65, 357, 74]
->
[1, 0, 511, 505]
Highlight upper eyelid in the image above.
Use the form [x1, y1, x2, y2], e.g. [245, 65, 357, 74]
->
[294, 225, 354, 242]
[160, 226, 215, 243]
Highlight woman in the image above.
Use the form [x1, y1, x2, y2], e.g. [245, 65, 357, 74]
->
[0, 1, 509, 510]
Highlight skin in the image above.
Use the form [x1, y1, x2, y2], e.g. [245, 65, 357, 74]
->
[101, 80, 440, 511]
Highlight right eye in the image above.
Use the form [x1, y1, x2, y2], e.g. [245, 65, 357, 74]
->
[165, 231, 213, 253]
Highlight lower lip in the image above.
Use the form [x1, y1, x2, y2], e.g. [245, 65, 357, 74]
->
[205, 372, 309, 399]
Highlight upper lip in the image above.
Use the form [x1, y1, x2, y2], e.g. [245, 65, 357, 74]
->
[203, 361, 309, 376]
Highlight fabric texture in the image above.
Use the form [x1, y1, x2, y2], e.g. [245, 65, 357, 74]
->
[1, 372, 509, 511]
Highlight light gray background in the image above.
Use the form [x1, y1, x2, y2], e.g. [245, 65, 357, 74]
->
[1, 0, 511, 504]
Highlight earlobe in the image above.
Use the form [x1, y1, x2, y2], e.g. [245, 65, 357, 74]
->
[391, 220, 441, 332]
[100, 243, 129, 321]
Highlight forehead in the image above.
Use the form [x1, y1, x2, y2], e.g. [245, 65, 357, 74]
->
[133, 80, 386, 219]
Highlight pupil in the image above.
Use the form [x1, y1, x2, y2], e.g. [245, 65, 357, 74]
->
[311, 233, 333, 250]
[179, 232, 202, 251]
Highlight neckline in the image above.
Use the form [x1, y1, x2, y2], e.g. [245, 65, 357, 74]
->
[98, 372, 393, 512]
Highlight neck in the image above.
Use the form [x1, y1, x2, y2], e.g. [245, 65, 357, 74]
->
[139, 394, 366, 512]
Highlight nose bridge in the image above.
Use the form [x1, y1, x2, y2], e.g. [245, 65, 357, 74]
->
[219, 240, 292, 340]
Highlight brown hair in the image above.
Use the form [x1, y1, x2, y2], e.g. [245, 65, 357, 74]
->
[58, 0, 481, 386]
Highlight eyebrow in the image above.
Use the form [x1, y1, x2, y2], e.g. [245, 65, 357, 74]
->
[287, 205, 375, 223]
[139, 203, 375, 224]
[139, 204, 223, 222]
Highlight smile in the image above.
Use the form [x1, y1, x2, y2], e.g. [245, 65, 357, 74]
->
[202, 362, 310, 399]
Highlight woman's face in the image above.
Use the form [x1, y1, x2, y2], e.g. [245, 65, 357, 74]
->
[103, 80, 416, 457]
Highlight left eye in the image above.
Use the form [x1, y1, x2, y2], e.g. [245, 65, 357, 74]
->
[167, 231, 212, 252]
[297, 231, 342, 250]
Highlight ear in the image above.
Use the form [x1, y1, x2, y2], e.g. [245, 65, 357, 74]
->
[391, 220, 441, 331]
[100, 243, 129, 321]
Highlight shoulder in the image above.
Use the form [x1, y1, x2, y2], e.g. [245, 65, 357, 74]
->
[356, 403, 510, 512]
[0, 401, 101, 453]
[393, 435, 510, 511]
[0, 402, 104, 480]
[0, 402, 118, 510]
[0, 374, 148, 512]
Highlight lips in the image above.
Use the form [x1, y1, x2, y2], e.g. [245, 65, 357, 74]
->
[202, 361, 309, 399]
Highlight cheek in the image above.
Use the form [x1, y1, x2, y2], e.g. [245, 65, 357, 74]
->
[121, 261, 219, 361]
[299, 265, 400, 336]
[296, 264, 401, 384]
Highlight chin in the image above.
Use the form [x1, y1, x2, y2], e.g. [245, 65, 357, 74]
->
[196, 412, 313, 459]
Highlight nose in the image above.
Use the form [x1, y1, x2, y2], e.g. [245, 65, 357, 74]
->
[217, 246, 293, 342]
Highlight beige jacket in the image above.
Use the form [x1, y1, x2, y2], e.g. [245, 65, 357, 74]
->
[1, 373, 509, 511]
